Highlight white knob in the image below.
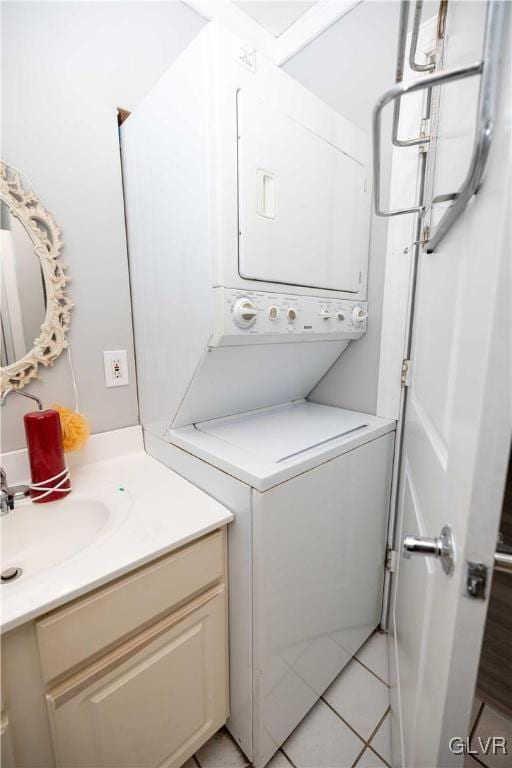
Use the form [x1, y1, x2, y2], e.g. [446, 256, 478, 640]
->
[320, 309, 332, 319]
[268, 305, 279, 320]
[233, 297, 257, 328]
[287, 307, 297, 322]
[352, 306, 368, 326]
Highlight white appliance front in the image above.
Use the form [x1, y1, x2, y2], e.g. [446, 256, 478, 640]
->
[122, 24, 389, 767]
[157, 401, 395, 767]
[146, 420, 395, 768]
[237, 91, 368, 293]
[251, 431, 394, 766]
[122, 23, 371, 434]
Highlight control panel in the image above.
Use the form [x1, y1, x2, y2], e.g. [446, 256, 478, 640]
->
[211, 288, 368, 346]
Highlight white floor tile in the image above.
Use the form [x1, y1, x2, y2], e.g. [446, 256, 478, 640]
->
[355, 632, 389, 685]
[195, 728, 249, 768]
[283, 699, 364, 768]
[333, 626, 375, 658]
[324, 658, 390, 741]
[293, 635, 352, 696]
[355, 747, 387, 767]
[471, 705, 512, 768]
[370, 711, 391, 765]
[266, 749, 294, 767]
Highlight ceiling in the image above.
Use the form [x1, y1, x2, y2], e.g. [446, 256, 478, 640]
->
[233, 1, 317, 37]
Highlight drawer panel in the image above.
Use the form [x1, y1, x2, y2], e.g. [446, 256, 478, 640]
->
[37, 529, 225, 683]
[46, 586, 228, 768]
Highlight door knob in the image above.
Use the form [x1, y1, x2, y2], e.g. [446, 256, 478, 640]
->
[403, 525, 454, 575]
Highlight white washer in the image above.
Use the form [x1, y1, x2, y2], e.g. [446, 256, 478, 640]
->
[146, 401, 395, 767]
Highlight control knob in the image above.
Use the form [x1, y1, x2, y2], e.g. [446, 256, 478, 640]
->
[233, 297, 258, 329]
[352, 306, 368, 327]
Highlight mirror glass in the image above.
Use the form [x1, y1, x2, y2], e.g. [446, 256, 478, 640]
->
[1, 199, 47, 367]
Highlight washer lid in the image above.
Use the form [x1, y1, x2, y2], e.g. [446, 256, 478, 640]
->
[170, 402, 395, 491]
[195, 401, 368, 464]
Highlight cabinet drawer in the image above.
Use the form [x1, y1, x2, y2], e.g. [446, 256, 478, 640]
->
[37, 529, 225, 683]
[46, 586, 228, 768]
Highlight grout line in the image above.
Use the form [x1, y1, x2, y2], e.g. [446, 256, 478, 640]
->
[367, 707, 392, 768]
[470, 701, 485, 740]
[281, 745, 299, 768]
[353, 656, 390, 688]
[467, 755, 490, 768]
[352, 718, 392, 768]
[320, 696, 368, 745]
[468, 705, 492, 768]
[351, 743, 368, 767]
[367, 706, 391, 744]
[367, 744, 392, 767]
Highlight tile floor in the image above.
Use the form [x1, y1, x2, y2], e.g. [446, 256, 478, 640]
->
[185, 631, 512, 768]
[186, 630, 391, 768]
[465, 699, 512, 768]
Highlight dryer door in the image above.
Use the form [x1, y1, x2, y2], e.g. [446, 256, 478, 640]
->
[237, 91, 369, 293]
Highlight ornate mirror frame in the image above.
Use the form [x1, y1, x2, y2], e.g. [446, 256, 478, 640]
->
[0, 161, 72, 397]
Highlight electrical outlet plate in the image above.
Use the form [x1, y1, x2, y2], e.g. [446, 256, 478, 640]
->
[104, 350, 129, 387]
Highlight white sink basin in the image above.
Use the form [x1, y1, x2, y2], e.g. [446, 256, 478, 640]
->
[1, 487, 130, 582]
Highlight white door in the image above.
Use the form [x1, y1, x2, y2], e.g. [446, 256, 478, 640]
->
[237, 90, 369, 293]
[391, 3, 511, 767]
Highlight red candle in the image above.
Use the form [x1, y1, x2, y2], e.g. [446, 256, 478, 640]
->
[24, 409, 71, 503]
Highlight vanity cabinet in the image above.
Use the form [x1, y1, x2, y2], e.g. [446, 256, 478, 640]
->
[1, 528, 229, 768]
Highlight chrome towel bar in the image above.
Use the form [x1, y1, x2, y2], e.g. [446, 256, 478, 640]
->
[391, 0, 438, 148]
[372, 61, 482, 218]
[372, 0, 507, 252]
[409, 1, 436, 74]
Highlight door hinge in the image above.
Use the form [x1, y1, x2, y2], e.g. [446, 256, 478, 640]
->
[386, 547, 399, 573]
[418, 117, 431, 154]
[401, 358, 412, 387]
[466, 561, 488, 599]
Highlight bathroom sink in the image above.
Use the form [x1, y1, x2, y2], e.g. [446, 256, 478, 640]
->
[1, 488, 130, 582]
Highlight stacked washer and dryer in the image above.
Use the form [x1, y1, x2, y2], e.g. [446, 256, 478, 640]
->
[122, 23, 395, 768]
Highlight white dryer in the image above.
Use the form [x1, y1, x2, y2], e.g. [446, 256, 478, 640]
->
[121, 22, 371, 438]
[121, 21, 395, 768]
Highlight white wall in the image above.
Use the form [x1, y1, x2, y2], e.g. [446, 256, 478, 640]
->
[1, 0, 409, 448]
[1, 1, 206, 450]
[284, 0, 400, 414]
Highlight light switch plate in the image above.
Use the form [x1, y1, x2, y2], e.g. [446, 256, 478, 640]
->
[104, 350, 129, 387]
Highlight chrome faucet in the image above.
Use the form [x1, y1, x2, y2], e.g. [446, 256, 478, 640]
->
[0, 388, 42, 514]
[0, 467, 29, 515]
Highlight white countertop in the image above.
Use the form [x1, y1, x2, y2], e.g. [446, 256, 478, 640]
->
[1, 426, 233, 633]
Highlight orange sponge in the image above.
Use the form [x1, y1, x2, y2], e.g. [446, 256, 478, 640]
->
[52, 404, 90, 452]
